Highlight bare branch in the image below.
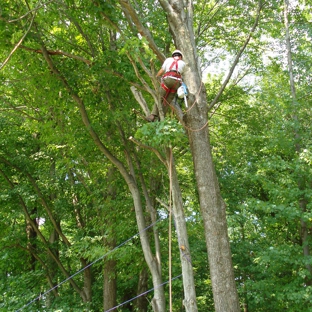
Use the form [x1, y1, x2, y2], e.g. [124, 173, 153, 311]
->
[130, 86, 150, 115]
[127, 54, 157, 99]
[129, 136, 167, 166]
[0, 99, 42, 121]
[18, 45, 92, 65]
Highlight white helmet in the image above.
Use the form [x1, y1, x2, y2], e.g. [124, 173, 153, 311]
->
[172, 50, 183, 58]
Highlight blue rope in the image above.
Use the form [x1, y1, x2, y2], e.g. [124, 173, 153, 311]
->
[104, 274, 183, 312]
[16, 219, 162, 312]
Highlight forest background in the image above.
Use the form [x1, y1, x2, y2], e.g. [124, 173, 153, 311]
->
[0, 0, 312, 311]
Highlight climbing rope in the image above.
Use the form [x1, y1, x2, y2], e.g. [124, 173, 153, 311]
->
[168, 147, 173, 312]
[159, 79, 209, 133]
[182, 80, 210, 132]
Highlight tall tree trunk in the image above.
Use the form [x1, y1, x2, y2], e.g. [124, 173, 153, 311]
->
[158, 1, 240, 310]
[136, 266, 149, 312]
[46, 227, 59, 308]
[167, 149, 198, 312]
[129, 110, 198, 311]
[187, 119, 240, 311]
[103, 257, 117, 310]
[103, 165, 117, 311]
[129, 183, 166, 312]
[284, 0, 312, 283]
[26, 208, 37, 271]
[81, 258, 92, 302]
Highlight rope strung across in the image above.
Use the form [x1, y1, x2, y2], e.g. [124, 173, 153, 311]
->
[16, 219, 162, 312]
[104, 274, 183, 312]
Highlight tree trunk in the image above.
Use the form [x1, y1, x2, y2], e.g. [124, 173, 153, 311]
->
[167, 149, 198, 312]
[26, 208, 37, 271]
[284, 0, 312, 283]
[129, 183, 166, 312]
[157, 1, 240, 310]
[81, 258, 92, 302]
[136, 266, 149, 312]
[103, 257, 117, 310]
[187, 121, 240, 311]
[103, 165, 117, 310]
[46, 228, 60, 307]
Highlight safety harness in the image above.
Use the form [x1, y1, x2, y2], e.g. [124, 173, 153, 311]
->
[161, 58, 182, 104]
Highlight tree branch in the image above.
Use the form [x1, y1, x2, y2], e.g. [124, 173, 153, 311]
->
[130, 86, 150, 115]
[129, 136, 167, 166]
[208, 0, 264, 111]
[0, 13, 36, 71]
[118, 0, 165, 62]
[19, 45, 92, 65]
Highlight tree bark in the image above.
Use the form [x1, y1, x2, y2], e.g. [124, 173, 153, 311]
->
[157, 1, 241, 310]
[26, 208, 37, 271]
[136, 266, 149, 311]
[187, 120, 240, 311]
[103, 257, 117, 310]
[103, 165, 117, 310]
[167, 149, 198, 312]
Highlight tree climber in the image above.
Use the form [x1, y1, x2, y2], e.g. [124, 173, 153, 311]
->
[146, 50, 186, 122]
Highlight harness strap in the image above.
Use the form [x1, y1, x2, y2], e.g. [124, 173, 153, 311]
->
[161, 78, 181, 106]
[163, 58, 182, 77]
[169, 59, 178, 71]
[161, 83, 177, 94]
[160, 58, 182, 106]
[163, 72, 181, 79]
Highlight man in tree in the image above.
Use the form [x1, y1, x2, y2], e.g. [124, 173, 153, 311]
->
[146, 50, 186, 122]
